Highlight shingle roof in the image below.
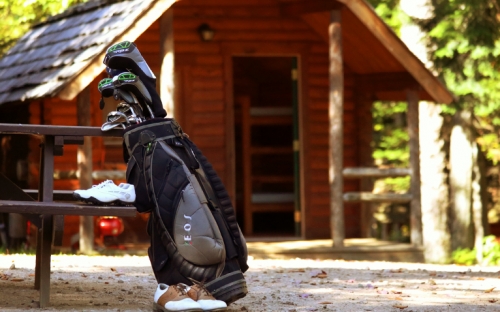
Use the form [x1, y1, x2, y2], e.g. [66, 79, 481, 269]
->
[0, 0, 155, 104]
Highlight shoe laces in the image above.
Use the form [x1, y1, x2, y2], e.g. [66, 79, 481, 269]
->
[91, 180, 114, 189]
[173, 283, 188, 296]
[187, 277, 211, 297]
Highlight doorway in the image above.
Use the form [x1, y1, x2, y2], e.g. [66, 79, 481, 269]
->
[233, 56, 300, 237]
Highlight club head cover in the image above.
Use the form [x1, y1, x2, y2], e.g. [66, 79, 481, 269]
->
[98, 78, 115, 109]
[112, 72, 153, 108]
[103, 41, 166, 118]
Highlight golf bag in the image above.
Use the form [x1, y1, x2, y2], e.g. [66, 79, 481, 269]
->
[123, 118, 249, 304]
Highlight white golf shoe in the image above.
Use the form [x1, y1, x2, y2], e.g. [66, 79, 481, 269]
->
[73, 180, 136, 205]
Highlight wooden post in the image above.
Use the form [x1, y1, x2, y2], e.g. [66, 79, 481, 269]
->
[159, 9, 175, 117]
[77, 86, 94, 254]
[406, 89, 423, 247]
[355, 92, 374, 238]
[329, 10, 344, 247]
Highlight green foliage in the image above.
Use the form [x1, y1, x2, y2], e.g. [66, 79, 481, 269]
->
[452, 235, 500, 266]
[366, 0, 410, 35]
[452, 247, 478, 265]
[416, 0, 500, 163]
[0, 0, 87, 56]
[367, 1, 411, 195]
[373, 101, 409, 167]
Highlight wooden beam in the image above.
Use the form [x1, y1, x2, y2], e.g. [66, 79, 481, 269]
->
[407, 89, 423, 247]
[343, 167, 411, 178]
[160, 8, 175, 117]
[329, 10, 344, 248]
[58, 0, 176, 101]
[281, 0, 343, 16]
[355, 92, 375, 238]
[343, 192, 412, 203]
[336, 0, 454, 104]
[0, 200, 136, 216]
[356, 72, 419, 92]
[77, 86, 94, 254]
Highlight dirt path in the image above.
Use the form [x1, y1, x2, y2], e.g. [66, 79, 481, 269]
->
[0, 254, 499, 311]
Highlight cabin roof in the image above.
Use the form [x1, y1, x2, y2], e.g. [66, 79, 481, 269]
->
[0, 0, 454, 105]
[0, 0, 173, 104]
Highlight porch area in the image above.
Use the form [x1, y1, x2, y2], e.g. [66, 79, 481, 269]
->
[246, 238, 424, 262]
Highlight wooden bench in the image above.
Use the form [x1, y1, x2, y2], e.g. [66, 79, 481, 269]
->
[0, 123, 136, 308]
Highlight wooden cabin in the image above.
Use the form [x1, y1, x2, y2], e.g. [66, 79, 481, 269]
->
[0, 0, 454, 246]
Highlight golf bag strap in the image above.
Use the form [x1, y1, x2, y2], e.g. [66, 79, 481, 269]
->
[123, 118, 184, 157]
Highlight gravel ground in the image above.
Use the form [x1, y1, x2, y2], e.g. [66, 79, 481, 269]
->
[0, 254, 499, 311]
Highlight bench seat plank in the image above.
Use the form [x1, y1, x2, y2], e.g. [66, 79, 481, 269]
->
[0, 200, 136, 216]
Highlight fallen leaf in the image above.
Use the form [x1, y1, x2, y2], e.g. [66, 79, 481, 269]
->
[394, 297, 403, 301]
[110, 268, 117, 272]
[393, 304, 408, 309]
[488, 299, 497, 303]
[81, 273, 87, 278]
[311, 270, 328, 279]
[484, 287, 495, 293]
[428, 279, 437, 285]
[10, 278, 24, 282]
[290, 269, 305, 273]
[29, 274, 35, 277]
[477, 277, 485, 280]
[391, 291, 403, 294]
[319, 301, 332, 304]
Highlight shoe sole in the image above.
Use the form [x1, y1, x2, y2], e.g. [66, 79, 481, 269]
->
[73, 193, 134, 206]
[153, 302, 202, 312]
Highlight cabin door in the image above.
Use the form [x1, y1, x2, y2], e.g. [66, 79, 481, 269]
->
[233, 56, 300, 237]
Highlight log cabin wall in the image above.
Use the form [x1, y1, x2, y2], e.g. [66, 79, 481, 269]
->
[145, 0, 360, 238]
[23, 0, 363, 241]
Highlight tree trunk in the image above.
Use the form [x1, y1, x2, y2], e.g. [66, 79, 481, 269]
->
[419, 102, 451, 263]
[449, 111, 474, 250]
[471, 139, 483, 264]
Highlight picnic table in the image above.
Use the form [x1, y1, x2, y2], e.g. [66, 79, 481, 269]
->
[0, 123, 137, 308]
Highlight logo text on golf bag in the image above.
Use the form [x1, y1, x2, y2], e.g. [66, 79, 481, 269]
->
[183, 214, 192, 245]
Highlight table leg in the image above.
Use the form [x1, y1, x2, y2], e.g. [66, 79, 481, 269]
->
[39, 215, 53, 308]
[34, 226, 41, 290]
[38, 135, 55, 308]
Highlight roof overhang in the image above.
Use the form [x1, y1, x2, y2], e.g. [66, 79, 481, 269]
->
[281, 0, 455, 104]
[58, 0, 176, 100]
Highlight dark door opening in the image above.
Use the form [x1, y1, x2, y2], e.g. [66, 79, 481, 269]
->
[233, 56, 299, 237]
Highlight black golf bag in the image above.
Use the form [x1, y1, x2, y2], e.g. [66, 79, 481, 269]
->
[123, 118, 248, 304]
[101, 41, 248, 304]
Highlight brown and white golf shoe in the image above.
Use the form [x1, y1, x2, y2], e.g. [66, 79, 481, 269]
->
[153, 283, 202, 312]
[187, 281, 227, 312]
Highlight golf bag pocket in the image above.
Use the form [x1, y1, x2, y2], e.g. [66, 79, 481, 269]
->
[125, 152, 153, 213]
[174, 183, 225, 265]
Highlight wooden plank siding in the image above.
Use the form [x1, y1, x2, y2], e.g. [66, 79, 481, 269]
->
[166, 0, 361, 238]
[23, 0, 366, 241]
